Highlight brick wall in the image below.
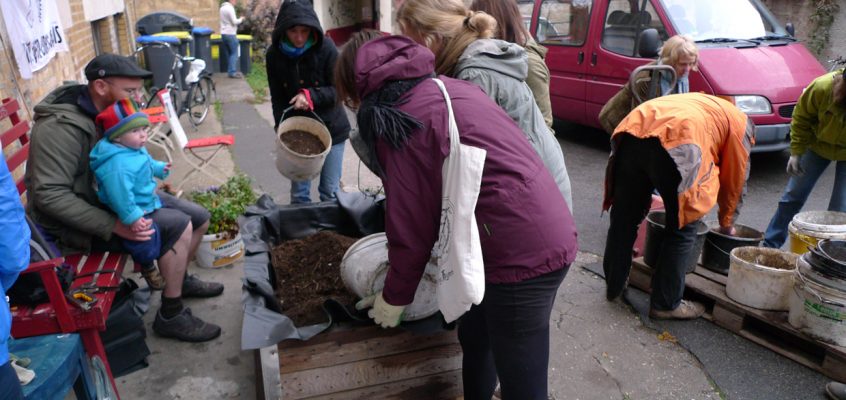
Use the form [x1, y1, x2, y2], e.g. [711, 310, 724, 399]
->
[760, 0, 846, 64]
[128, 0, 220, 32]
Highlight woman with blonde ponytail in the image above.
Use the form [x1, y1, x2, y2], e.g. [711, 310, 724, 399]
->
[398, 0, 573, 213]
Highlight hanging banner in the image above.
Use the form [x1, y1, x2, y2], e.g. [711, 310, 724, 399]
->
[0, 0, 69, 79]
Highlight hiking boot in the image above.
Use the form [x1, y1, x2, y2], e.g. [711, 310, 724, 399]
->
[649, 300, 705, 320]
[141, 267, 166, 290]
[182, 274, 224, 298]
[827, 381, 846, 400]
[153, 307, 221, 342]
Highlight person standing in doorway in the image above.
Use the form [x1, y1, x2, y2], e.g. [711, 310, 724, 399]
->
[762, 68, 846, 248]
[220, 0, 244, 78]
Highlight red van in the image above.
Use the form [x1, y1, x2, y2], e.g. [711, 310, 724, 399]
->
[520, 0, 826, 152]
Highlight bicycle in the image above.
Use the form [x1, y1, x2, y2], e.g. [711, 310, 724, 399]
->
[132, 40, 215, 128]
[828, 55, 846, 72]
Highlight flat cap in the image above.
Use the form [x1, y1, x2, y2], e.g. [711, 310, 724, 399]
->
[84, 53, 152, 81]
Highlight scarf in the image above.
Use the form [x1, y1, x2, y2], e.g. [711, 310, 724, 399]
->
[657, 59, 689, 95]
[355, 76, 431, 176]
[280, 35, 315, 58]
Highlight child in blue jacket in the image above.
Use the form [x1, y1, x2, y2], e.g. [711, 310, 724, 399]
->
[90, 99, 169, 290]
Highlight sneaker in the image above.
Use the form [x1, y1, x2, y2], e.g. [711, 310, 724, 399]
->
[153, 307, 221, 342]
[649, 300, 705, 320]
[827, 381, 846, 400]
[182, 274, 224, 298]
[228, 72, 244, 79]
[141, 267, 166, 290]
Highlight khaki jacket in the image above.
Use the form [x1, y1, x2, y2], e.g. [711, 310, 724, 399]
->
[598, 61, 665, 134]
[603, 93, 754, 228]
[524, 38, 553, 129]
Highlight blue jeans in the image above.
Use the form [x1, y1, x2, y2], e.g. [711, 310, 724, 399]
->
[222, 34, 239, 76]
[290, 142, 345, 204]
[0, 361, 25, 400]
[763, 150, 846, 248]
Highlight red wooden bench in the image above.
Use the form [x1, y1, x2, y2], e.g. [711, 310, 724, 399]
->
[2, 97, 126, 399]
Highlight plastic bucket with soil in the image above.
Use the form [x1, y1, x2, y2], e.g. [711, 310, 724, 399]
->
[275, 107, 332, 181]
[725, 246, 797, 311]
[643, 210, 708, 273]
[701, 223, 764, 275]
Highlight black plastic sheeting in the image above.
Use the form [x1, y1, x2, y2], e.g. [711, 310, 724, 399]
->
[239, 192, 448, 350]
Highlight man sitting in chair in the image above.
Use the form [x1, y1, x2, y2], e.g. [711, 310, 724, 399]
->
[25, 54, 223, 343]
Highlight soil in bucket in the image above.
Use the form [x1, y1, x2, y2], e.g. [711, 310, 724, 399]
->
[271, 231, 358, 326]
[280, 129, 327, 156]
[701, 224, 764, 275]
[643, 211, 708, 273]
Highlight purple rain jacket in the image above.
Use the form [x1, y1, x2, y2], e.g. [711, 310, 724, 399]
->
[354, 36, 578, 306]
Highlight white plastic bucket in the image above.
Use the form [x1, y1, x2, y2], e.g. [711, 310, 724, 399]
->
[340, 233, 438, 321]
[196, 232, 244, 269]
[275, 108, 332, 181]
[787, 257, 846, 346]
[788, 211, 846, 254]
[725, 247, 797, 311]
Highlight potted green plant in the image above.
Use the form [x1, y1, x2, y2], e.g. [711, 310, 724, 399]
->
[189, 174, 257, 268]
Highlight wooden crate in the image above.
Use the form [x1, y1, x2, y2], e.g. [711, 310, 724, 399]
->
[629, 257, 846, 382]
[275, 324, 463, 399]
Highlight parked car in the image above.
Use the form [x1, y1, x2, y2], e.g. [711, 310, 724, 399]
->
[521, 0, 826, 152]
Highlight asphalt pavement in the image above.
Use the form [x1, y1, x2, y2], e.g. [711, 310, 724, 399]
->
[119, 74, 837, 399]
[554, 120, 835, 400]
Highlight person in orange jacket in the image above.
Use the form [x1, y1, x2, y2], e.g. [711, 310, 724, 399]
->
[602, 93, 755, 319]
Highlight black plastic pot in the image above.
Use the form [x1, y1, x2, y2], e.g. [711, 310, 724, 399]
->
[701, 223, 764, 275]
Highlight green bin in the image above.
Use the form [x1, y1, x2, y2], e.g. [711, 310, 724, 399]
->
[237, 34, 253, 75]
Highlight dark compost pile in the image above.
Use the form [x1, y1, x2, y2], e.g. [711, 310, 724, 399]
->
[280, 130, 326, 155]
[271, 231, 358, 326]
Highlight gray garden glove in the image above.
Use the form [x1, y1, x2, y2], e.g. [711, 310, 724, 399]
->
[786, 155, 804, 176]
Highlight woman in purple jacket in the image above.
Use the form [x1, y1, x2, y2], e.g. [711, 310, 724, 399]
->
[337, 31, 578, 400]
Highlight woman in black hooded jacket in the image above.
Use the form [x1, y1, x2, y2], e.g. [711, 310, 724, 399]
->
[266, 0, 350, 204]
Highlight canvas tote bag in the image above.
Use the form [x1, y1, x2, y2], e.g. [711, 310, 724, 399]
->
[430, 78, 487, 323]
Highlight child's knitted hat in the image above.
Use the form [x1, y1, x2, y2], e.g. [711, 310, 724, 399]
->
[95, 98, 150, 141]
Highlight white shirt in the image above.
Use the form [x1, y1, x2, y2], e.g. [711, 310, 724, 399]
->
[220, 2, 243, 35]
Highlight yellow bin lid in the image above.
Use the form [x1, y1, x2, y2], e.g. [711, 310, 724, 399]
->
[154, 31, 192, 40]
[236, 34, 253, 40]
[211, 33, 221, 40]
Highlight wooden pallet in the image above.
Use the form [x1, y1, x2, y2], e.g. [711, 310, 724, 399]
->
[275, 324, 463, 399]
[629, 257, 846, 382]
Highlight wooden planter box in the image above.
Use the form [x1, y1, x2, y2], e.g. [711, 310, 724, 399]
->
[258, 323, 463, 399]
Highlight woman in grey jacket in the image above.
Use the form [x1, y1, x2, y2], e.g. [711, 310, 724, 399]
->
[397, 0, 572, 212]
[470, 0, 554, 129]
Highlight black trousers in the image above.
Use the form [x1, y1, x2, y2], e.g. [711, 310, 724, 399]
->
[603, 135, 699, 311]
[457, 266, 568, 400]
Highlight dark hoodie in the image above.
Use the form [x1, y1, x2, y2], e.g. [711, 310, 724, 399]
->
[355, 36, 577, 306]
[266, 0, 350, 144]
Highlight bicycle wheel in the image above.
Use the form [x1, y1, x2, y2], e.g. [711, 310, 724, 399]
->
[187, 77, 214, 126]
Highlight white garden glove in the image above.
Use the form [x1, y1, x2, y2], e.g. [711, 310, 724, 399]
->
[786, 155, 804, 176]
[355, 291, 406, 328]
